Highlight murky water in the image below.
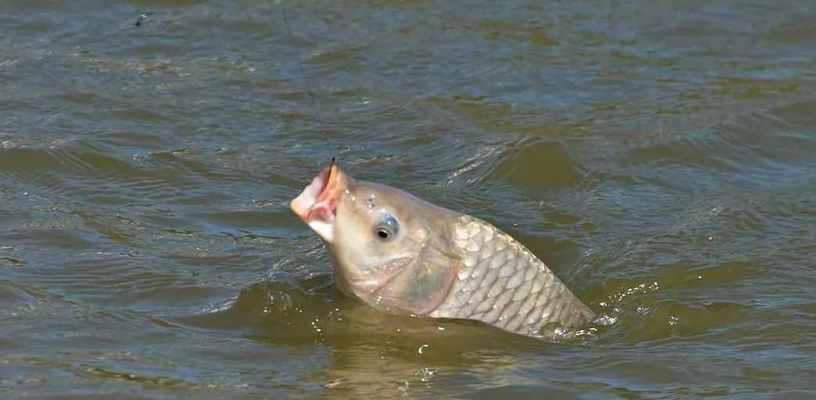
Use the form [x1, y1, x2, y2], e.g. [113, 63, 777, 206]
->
[1, 0, 815, 398]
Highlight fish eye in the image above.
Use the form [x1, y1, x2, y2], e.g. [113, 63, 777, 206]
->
[373, 214, 399, 241]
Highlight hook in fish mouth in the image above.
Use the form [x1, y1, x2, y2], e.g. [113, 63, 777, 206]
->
[290, 158, 349, 242]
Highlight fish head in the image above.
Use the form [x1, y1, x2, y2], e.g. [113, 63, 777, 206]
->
[290, 161, 457, 314]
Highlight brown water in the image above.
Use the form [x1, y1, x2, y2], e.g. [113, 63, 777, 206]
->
[1, 1, 815, 398]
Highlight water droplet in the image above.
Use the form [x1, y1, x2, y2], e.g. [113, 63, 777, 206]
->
[417, 367, 435, 382]
[323, 379, 341, 389]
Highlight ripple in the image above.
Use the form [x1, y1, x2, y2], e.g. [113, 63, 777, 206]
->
[656, 261, 766, 291]
[621, 301, 749, 343]
[488, 140, 582, 190]
[767, 98, 816, 127]
[626, 129, 733, 171]
[0, 229, 94, 250]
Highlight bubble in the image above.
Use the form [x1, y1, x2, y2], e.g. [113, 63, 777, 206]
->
[593, 314, 617, 326]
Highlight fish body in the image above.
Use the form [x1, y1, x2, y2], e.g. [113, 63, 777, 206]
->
[432, 214, 595, 336]
[290, 161, 594, 338]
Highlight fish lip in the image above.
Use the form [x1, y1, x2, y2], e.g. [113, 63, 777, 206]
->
[290, 159, 346, 240]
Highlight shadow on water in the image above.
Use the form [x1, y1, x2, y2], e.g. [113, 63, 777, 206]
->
[179, 273, 595, 398]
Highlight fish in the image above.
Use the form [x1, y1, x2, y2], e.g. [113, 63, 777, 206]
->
[290, 160, 596, 338]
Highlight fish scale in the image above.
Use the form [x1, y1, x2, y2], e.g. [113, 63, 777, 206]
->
[431, 215, 596, 337]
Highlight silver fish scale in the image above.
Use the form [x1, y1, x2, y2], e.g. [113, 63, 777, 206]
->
[431, 215, 595, 337]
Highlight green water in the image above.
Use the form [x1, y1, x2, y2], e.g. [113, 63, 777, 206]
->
[1, 1, 815, 398]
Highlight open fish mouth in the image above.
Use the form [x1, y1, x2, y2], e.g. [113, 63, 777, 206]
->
[290, 159, 346, 242]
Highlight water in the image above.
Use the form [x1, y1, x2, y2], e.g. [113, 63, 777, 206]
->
[1, 0, 815, 398]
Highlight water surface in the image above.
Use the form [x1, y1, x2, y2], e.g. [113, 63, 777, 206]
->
[1, 0, 815, 398]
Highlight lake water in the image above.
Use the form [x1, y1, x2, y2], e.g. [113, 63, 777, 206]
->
[1, 0, 815, 398]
